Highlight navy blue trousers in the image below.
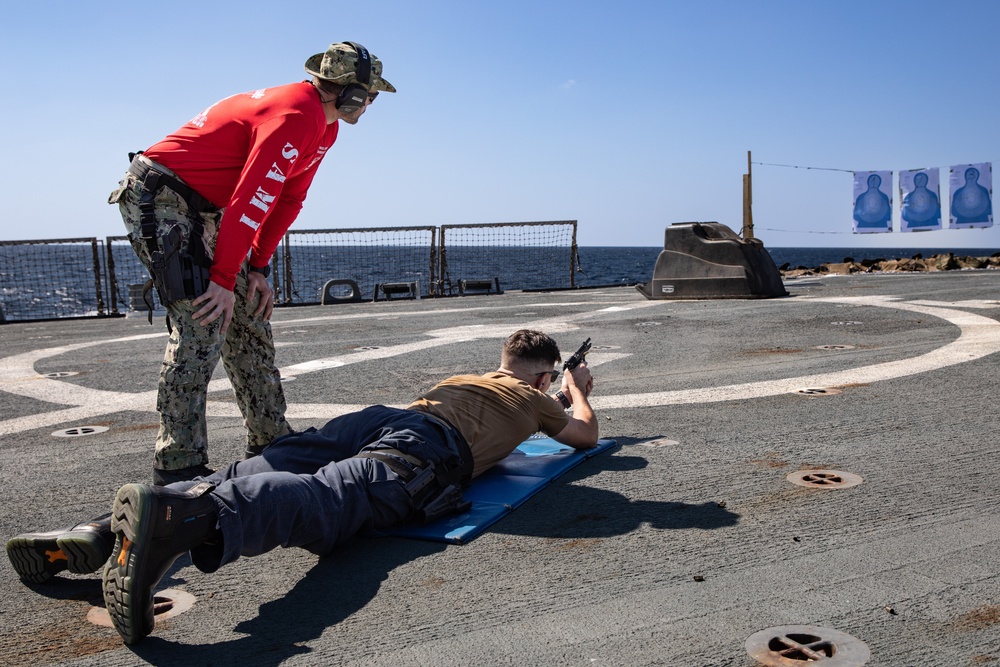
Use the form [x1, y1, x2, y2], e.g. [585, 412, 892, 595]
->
[176, 406, 464, 570]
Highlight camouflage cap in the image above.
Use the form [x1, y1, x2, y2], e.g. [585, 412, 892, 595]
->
[304, 42, 396, 93]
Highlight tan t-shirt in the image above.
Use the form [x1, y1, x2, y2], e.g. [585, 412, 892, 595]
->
[407, 372, 570, 478]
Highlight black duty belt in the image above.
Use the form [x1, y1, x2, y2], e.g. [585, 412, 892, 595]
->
[353, 412, 473, 487]
[127, 154, 218, 214]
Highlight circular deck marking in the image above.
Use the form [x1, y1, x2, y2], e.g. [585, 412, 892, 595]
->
[816, 345, 855, 351]
[88, 588, 196, 627]
[52, 425, 109, 438]
[43, 371, 79, 378]
[1, 296, 999, 434]
[595, 297, 1000, 411]
[787, 470, 863, 489]
[795, 387, 843, 396]
[746, 625, 870, 665]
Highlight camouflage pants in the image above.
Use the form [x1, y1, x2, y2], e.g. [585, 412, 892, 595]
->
[110, 161, 291, 470]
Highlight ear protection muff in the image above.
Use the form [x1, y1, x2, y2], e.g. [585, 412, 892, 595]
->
[335, 41, 372, 114]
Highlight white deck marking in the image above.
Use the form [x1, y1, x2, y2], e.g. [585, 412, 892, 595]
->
[0, 297, 997, 434]
[907, 299, 1000, 310]
[594, 296, 1000, 409]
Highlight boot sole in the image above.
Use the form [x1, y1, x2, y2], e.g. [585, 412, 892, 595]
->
[103, 484, 157, 645]
[7, 530, 110, 584]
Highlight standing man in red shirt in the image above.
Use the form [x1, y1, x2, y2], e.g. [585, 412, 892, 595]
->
[109, 42, 395, 485]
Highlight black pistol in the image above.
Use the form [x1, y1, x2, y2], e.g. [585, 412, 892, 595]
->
[563, 338, 592, 372]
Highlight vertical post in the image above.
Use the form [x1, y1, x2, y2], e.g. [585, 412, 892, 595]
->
[280, 233, 292, 304]
[742, 150, 754, 239]
[438, 226, 448, 295]
[89, 238, 107, 316]
[570, 220, 578, 289]
[105, 237, 120, 315]
[429, 227, 438, 297]
[272, 236, 282, 305]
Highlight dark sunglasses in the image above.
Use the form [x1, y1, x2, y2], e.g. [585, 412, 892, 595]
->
[535, 370, 560, 382]
[367, 91, 379, 102]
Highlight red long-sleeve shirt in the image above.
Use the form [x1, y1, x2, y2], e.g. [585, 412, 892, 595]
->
[144, 82, 338, 290]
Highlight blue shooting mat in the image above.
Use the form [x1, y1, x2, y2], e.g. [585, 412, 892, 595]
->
[381, 437, 617, 544]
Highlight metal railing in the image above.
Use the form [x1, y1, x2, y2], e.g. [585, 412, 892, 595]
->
[0, 221, 579, 322]
[0, 238, 106, 321]
[438, 220, 578, 294]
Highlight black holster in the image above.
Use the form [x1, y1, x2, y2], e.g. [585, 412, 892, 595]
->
[415, 484, 470, 524]
[130, 154, 214, 309]
[358, 450, 472, 524]
[148, 223, 212, 306]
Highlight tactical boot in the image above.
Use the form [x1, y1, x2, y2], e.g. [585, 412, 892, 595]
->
[244, 443, 266, 459]
[102, 482, 218, 645]
[6, 514, 114, 584]
[151, 464, 215, 486]
[245, 426, 296, 459]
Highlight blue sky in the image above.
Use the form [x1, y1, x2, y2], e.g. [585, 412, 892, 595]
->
[2, 0, 999, 249]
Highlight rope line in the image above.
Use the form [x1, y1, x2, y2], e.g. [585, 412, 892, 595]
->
[757, 227, 852, 235]
[751, 161, 853, 173]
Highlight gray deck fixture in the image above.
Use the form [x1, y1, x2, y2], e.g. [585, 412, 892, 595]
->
[636, 222, 788, 300]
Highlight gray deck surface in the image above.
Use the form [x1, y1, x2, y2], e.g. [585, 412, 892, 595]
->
[1, 271, 998, 666]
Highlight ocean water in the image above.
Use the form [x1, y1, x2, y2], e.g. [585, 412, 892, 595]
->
[1, 244, 997, 322]
[574, 246, 999, 286]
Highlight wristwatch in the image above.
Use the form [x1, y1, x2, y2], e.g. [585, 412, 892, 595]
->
[248, 264, 271, 278]
[555, 391, 571, 409]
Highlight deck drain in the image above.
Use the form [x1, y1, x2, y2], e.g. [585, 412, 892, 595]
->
[746, 625, 870, 665]
[355, 346, 381, 350]
[88, 588, 196, 628]
[831, 321, 862, 326]
[815, 345, 855, 351]
[43, 371, 80, 378]
[795, 387, 843, 396]
[52, 425, 110, 438]
[787, 469, 863, 489]
[636, 321, 662, 327]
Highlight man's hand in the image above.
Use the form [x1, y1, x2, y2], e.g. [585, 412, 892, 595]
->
[192, 280, 235, 334]
[247, 270, 275, 321]
[553, 361, 598, 449]
[561, 361, 593, 403]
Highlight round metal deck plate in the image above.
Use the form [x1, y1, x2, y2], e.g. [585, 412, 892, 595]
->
[786, 470, 863, 490]
[815, 345, 855, 351]
[746, 624, 871, 665]
[43, 371, 80, 378]
[51, 425, 110, 438]
[88, 588, 196, 627]
[638, 438, 680, 448]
